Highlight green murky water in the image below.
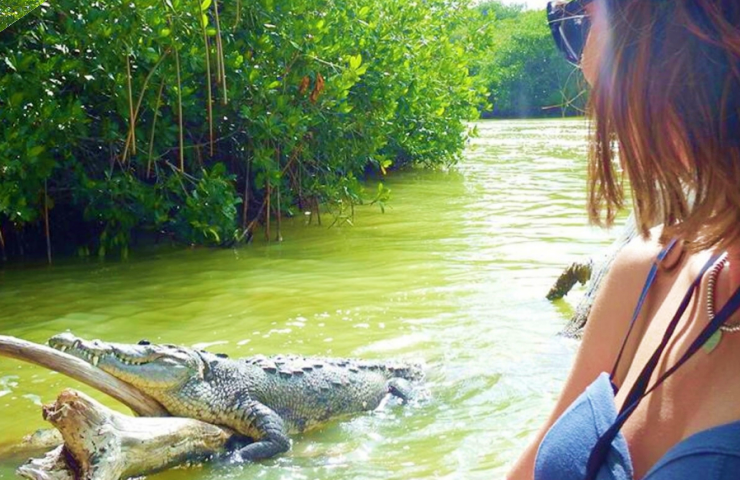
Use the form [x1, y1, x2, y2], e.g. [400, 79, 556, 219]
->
[0, 119, 620, 479]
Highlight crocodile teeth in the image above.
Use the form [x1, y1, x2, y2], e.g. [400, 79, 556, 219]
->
[92, 355, 100, 367]
[59, 346, 68, 353]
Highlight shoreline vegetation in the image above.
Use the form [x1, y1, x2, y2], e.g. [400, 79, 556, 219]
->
[0, 1, 585, 264]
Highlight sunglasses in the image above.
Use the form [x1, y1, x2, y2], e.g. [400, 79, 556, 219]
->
[547, 0, 594, 66]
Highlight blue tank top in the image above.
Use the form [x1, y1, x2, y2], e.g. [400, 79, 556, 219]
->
[534, 243, 740, 480]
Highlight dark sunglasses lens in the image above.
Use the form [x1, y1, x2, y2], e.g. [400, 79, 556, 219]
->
[560, 16, 590, 64]
[547, 1, 592, 65]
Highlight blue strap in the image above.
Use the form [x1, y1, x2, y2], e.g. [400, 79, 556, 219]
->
[616, 253, 717, 414]
[609, 239, 680, 380]
[585, 252, 739, 480]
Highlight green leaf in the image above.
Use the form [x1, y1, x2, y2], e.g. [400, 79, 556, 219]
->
[202, 14, 208, 28]
[207, 228, 221, 243]
[10, 92, 23, 106]
[159, 28, 171, 37]
[349, 54, 362, 70]
[28, 145, 45, 157]
[200, 0, 212, 11]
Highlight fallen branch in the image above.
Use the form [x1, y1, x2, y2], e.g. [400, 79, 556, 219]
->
[16, 445, 71, 480]
[17, 390, 239, 480]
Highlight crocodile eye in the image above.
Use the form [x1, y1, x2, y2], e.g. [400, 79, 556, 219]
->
[138, 339, 151, 345]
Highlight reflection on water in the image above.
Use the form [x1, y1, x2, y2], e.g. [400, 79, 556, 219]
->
[0, 119, 621, 479]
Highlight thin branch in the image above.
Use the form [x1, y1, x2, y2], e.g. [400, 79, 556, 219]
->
[44, 180, 52, 265]
[164, 161, 199, 183]
[147, 130, 240, 166]
[126, 55, 136, 158]
[305, 54, 342, 72]
[234, 0, 241, 29]
[147, 77, 167, 178]
[213, 0, 227, 104]
[244, 199, 268, 237]
[202, 22, 214, 156]
[242, 159, 250, 231]
[123, 50, 171, 163]
[275, 182, 282, 242]
[174, 47, 185, 171]
[0, 221, 7, 262]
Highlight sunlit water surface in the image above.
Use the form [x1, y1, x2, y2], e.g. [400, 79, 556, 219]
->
[0, 119, 622, 479]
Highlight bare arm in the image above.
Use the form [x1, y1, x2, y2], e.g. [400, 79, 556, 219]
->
[506, 237, 661, 479]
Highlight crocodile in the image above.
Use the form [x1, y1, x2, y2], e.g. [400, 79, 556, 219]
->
[48, 333, 422, 462]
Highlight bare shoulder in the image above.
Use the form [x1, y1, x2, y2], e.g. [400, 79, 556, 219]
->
[580, 229, 668, 377]
[605, 229, 664, 286]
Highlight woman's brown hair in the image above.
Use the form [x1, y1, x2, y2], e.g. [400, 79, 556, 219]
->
[588, 0, 740, 252]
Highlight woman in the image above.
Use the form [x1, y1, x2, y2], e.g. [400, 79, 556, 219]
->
[507, 1, 740, 479]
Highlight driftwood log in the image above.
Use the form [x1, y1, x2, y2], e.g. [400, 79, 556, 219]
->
[0, 336, 242, 480]
[547, 213, 640, 337]
[16, 390, 238, 480]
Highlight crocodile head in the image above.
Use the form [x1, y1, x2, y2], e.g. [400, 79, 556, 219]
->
[48, 332, 206, 392]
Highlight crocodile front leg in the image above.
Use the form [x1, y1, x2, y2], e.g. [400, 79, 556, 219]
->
[388, 378, 414, 403]
[232, 400, 291, 462]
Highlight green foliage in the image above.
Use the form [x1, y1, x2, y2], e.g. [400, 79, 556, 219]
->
[476, 2, 587, 118]
[0, 0, 41, 32]
[170, 164, 241, 246]
[478, 1, 526, 21]
[0, 0, 486, 259]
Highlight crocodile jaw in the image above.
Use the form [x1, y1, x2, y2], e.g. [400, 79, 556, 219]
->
[48, 332, 204, 392]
